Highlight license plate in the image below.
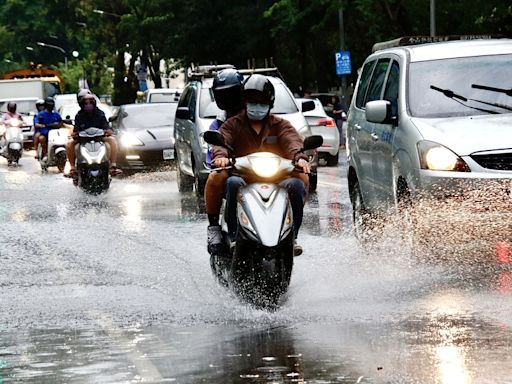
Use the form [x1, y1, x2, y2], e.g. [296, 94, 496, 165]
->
[163, 149, 174, 160]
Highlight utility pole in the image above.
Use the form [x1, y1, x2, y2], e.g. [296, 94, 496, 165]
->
[430, 0, 436, 36]
[338, 4, 348, 108]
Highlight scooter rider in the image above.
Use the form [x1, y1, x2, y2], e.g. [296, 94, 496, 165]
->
[1, 102, 24, 125]
[205, 68, 245, 168]
[64, 93, 122, 178]
[204, 74, 310, 256]
[34, 97, 63, 160]
[204, 68, 245, 255]
[1, 102, 24, 140]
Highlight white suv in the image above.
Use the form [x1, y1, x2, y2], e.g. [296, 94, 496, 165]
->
[347, 37, 512, 221]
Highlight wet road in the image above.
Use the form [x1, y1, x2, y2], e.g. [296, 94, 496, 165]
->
[1, 152, 512, 383]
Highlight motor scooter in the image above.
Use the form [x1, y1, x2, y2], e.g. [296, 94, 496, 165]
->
[73, 127, 111, 194]
[0, 117, 27, 166]
[37, 122, 71, 172]
[203, 131, 323, 308]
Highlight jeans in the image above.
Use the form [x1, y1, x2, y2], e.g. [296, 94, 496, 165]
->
[225, 175, 306, 241]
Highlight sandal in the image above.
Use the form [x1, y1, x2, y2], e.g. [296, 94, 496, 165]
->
[64, 168, 77, 178]
[110, 165, 123, 176]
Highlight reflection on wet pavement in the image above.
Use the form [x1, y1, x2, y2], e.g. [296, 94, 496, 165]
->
[1, 155, 512, 383]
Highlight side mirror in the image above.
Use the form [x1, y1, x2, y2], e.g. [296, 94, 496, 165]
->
[365, 100, 397, 125]
[302, 135, 323, 151]
[176, 106, 192, 120]
[203, 130, 225, 147]
[301, 100, 315, 113]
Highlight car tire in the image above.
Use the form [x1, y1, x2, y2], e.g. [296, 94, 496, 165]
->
[350, 179, 373, 243]
[177, 165, 193, 192]
[194, 165, 206, 198]
[326, 152, 339, 167]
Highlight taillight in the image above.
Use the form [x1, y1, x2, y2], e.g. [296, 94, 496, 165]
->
[318, 119, 336, 128]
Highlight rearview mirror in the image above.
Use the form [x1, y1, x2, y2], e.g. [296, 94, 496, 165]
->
[303, 135, 323, 151]
[203, 130, 225, 147]
[176, 107, 192, 120]
[365, 100, 397, 125]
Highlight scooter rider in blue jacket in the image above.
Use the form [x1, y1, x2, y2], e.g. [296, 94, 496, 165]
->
[33, 97, 62, 161]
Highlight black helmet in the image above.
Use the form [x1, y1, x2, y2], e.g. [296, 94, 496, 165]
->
[44, 96, 55, 110]
[243, 74, 275, 108]
[7, 102, 16, 113]
[212, 68, 244, 111]
[77, 88, 92, 103]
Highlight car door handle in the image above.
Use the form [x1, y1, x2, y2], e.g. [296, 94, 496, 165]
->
[355, 124, 362, 131]
[371, 133, 379, 141]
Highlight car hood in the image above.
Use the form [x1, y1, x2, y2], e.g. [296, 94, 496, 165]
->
[410, 114, 512, 155]
[276, 112, 311, 136]
[126, 126, 173, 143]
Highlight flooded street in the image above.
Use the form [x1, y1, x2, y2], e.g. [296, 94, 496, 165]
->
[1, 153, 512, 383]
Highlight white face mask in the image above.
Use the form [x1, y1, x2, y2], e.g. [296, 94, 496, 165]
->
[246, 103, 270, 121]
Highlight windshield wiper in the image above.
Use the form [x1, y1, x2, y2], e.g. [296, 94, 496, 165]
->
[472, 84, 512, 97]
[430, 85, 500, 114]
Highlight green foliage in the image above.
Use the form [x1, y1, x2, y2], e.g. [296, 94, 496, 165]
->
[0, 0, 510, 99]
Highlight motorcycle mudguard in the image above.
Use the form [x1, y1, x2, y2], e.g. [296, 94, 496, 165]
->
[54, 146, 66, 154]
[237, 183, 293, 247]
[8, 143, 21, 151]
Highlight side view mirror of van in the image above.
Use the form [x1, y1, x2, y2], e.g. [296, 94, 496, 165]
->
[176, 107, 192, 120]
[365, 100, 397, 125]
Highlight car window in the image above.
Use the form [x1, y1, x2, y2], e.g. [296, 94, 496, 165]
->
[364, 59, 390, 105]
[199, 86, 221, 118]
[120, 105, 177, 129]
[383, 60, 400, 116]
[409, 54, 512, 118]
[355, 60, 376, 109]
[178, 87, 191, 109]
[271, 83, 299, 114]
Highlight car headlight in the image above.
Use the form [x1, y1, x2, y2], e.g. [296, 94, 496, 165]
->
[120, 132, 143, 147]
[417, 141, 470, 172]
[249, 153, 281, 178]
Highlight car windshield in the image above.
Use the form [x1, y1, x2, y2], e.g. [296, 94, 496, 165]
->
[0, 100, 37, 115]
[199, 80, 299, 118]
[408, 54, 512, 118]
[121, 104, 177, 129]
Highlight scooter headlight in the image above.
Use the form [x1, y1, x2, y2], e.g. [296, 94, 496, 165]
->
[120, 132, 144, 147]
[249, 153, 281, 178]
[80, 145, 106, 164]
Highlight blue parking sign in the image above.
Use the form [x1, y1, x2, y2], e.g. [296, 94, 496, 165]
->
[335, 51, 351, 76]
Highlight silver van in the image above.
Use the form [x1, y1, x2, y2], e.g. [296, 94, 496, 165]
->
[347, 37, 512, 222]
[174, 71, 318, 197]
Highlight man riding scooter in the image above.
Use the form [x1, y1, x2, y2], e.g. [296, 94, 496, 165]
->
[33, 97, 63, 163]
[64, 93, 122, 178]
[204, 74, 310, 256]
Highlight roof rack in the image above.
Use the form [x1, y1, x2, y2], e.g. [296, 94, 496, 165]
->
[187, 64, 284, 81]
[372, 34, 505, 52]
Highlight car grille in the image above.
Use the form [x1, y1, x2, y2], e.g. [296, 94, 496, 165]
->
[471, 152, 512, 171]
